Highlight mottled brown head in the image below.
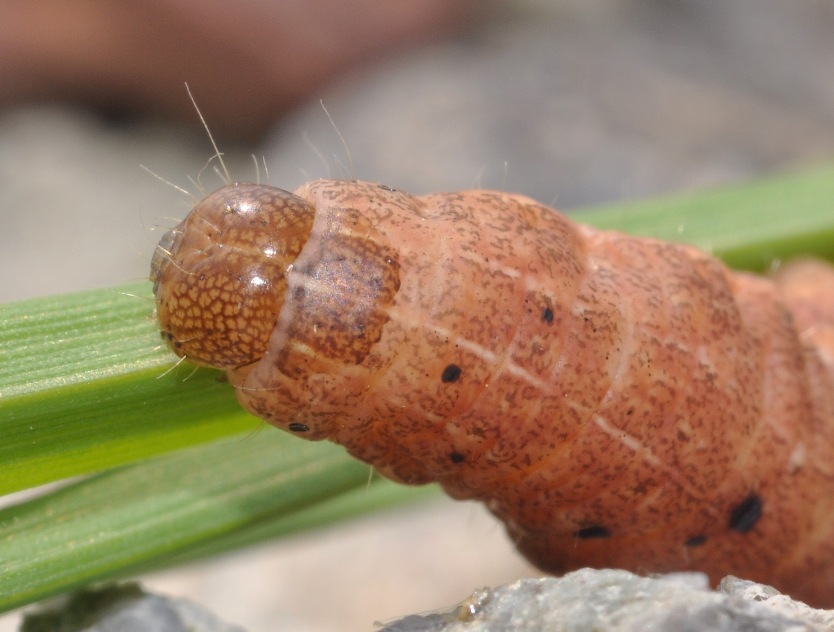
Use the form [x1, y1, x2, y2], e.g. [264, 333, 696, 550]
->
[151, 183, 314, 368]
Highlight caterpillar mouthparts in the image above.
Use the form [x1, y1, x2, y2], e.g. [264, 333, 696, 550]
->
[152, 179, 834, 607]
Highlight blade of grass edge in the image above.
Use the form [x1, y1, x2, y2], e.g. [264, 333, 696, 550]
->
[0, 430, 440, 613]
[576, 163, 834, 270]
[0, 285, 262, 495]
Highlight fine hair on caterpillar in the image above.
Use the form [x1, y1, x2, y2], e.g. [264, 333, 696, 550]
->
[142, 84, 274, 212]
[148, 87, 359, 375]
[151, 91, 834, 607]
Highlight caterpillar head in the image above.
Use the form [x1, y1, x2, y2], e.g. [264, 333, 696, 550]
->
[151, 183, 314, 368]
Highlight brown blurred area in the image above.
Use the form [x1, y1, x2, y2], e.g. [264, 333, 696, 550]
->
[0, 0, 476, 139]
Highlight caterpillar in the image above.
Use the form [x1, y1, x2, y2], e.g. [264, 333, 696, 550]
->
[151, 179, 834, 607]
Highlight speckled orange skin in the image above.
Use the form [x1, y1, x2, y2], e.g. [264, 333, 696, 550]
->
[153, 180, 834, 606]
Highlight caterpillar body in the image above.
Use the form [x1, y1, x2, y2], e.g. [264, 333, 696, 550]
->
[151, 180, 834, 606]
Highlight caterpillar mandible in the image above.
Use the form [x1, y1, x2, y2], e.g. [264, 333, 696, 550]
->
[151, 179, 834, 607]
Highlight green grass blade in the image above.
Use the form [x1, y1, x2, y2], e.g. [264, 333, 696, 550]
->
[127, 473, 439, 575]
[578, 164, 834, 270]
[0, 165, 833, 615]
[0, 430, 436, 612]
[0, 285, 260, 495]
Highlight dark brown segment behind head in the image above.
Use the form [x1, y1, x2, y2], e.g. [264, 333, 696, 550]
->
[274, 231, 401, 376]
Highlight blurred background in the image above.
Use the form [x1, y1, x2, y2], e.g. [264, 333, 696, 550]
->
[2, 0, 834, 630]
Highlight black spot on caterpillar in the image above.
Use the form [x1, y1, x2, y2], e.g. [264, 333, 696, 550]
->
[152, 179, 834, 607]
[685, 535, 708, 548]
[728, 494, 763, 534]
[441, 364, 463, 384]
[575, 525, 612, 540]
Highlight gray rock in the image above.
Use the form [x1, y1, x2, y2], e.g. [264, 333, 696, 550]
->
[263, 0, 834, 209]
[379, 569, 834, 632]
[719, 577, 834, 630]
[19, 583, 246, 632]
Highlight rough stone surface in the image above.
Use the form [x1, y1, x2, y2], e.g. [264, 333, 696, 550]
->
[380, 570, 834, 632]
[719, 577, 834, 630]
[19, 575, 834, 632]
[19, 583, 245, 632]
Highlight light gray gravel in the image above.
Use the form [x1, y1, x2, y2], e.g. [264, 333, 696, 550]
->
[381, 571, 834, 632]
